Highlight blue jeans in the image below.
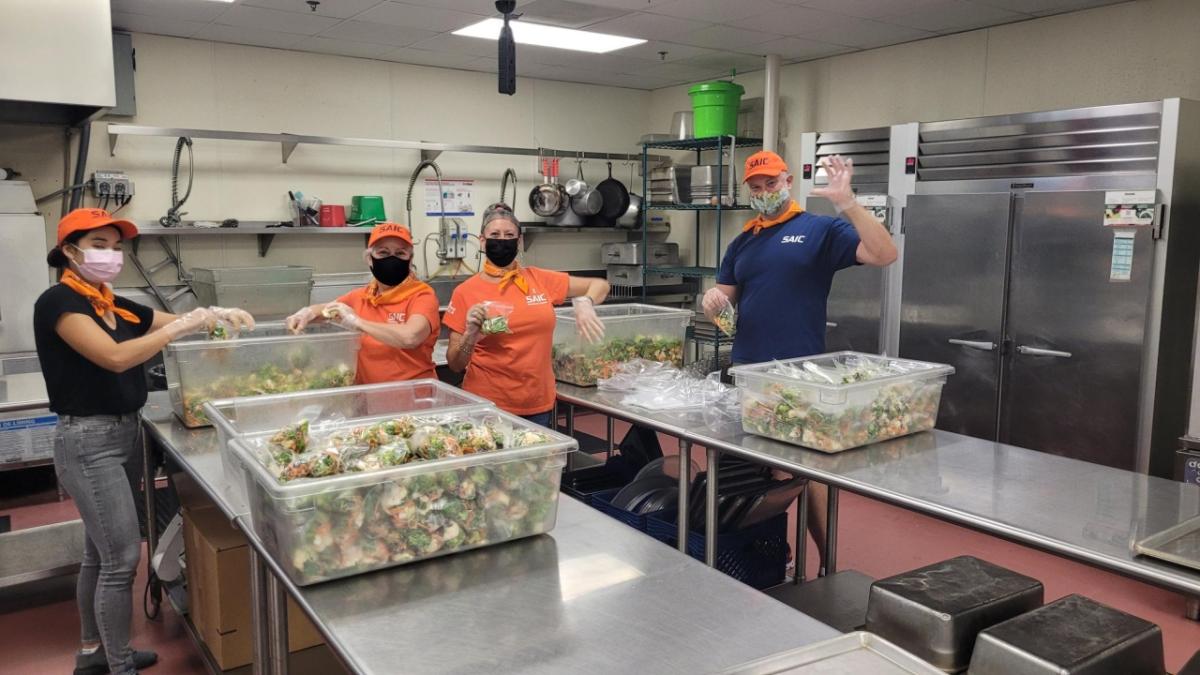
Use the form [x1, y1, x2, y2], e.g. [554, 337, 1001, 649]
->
[521, 411, 553, 428]
[53, 413, 143, 675]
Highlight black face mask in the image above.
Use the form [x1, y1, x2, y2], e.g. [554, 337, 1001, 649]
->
[485, 237, 520, 267]
[370, 255, 411, 286]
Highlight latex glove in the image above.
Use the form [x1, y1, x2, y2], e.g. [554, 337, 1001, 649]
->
[464, 303, 488, 338]
[208, 306, 256, 332]
[286, 306, 318, 334]
[702, 287, 731, 319]
[164, 308, 216, 340]
[572, 296, 605, 344]
[810, 154, 858, 212]
[321, 302, 360, 331]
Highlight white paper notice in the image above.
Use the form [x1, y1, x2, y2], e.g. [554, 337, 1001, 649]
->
[425, 179, 474, 217]
[1110, 230, 1136, 282]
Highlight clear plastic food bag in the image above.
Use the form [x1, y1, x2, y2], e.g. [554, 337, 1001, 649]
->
[481, 301, 514, 335]
[714, 298, 737, 337]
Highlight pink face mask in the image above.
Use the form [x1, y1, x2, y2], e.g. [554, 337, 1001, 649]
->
[73, 248, 124, 283]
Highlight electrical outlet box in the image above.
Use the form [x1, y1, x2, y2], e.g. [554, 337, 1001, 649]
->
[91, 170, 134, 198]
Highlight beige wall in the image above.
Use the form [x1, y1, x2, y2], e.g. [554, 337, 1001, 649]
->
[647, 0, 1200, 270]
[4, 32, 653, 291]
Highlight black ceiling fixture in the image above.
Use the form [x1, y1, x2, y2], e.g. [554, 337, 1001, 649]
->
[497, 0, 517, 95]
[306, 0, 319, 11]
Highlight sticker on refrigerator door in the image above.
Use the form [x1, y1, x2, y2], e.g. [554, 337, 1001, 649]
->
[1109, 230, 1136, 282]
[425, 179, 474, 217]
[1104, 190, 1156, 227]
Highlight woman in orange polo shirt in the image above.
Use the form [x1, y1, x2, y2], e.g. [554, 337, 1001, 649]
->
[444, 203, 609, 426]
[286, 222, 439, 383]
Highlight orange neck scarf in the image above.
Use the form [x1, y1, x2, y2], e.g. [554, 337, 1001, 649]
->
[744, 200, 803, 235]
[60, 269, 141, 324]
[483, 260, 529, 294]
[365, 275, 432, 307]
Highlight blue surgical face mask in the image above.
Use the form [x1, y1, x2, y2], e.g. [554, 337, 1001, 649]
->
[750, 187, 790, 216]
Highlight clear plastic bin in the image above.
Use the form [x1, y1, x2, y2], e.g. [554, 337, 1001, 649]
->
[730, 352, 954, 452]
[163, 321, 360, 429]
[230, 406, 576, 585]
[191, 266, 314, 317]
[204, 380, 491, 515]
[552, 303, 692, 386]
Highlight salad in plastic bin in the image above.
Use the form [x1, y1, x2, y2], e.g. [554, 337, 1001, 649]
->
[731, 352, 953, 452]
[235, 407, 574, 584]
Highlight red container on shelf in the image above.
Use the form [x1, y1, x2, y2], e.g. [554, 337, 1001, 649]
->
[319, 204, 347, 227]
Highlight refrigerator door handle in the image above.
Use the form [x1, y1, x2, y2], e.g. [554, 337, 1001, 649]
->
[1016, 345, 1073, 358]
[826, 321, 838, 328]
[948, 338, 997, 351]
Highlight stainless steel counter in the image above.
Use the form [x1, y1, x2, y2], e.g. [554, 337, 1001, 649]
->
[0, 372, 49, 414]
[555, 384, 1200, 598]
[141, 393, 839, 675]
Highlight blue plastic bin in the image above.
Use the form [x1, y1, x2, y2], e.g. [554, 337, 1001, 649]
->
[646, 509, 789, 589]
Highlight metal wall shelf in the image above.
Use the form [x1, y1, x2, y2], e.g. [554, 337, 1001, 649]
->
[107, 124, 668, 165]
[131, 222, 371, 257]
[647, 203, 754, 211]
[644, 136, 763, 151]
[648, 265, 717, 278]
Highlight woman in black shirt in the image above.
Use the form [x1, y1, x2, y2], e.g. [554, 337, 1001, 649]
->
[34, 208, 253, 675]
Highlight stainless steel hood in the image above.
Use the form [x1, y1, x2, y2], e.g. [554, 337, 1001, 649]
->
[0, 1, 115, 126]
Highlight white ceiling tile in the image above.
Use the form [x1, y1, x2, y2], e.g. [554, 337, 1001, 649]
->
[110, 11, 209, 39]
[518, 0, 629, 28]
[193, 23, 307, 49]
[748, 36, 854, 60]
[318, 20, 439, 45]
[969, 0, 1122, 13]
[679, 50, 765, 73]
[648, 0, 788, 24]
[395, 0, 536, 12]
[355, 2, 488, 32]
[294, 36, 398, 58]
[381, 46, 483, 67]
[568, 0, 675, 9]
[111, 0, 232, 23]
[580, 12, 710, 41]
[729, 5, 852, 35]
[457, 57, 499, 73]
[886, 0, 1026, 33]
[783, 0, 947, 18]
[795, 17, 934, 48]
[676, 25, 783, 50]
[215, 5, 342, 35]
[621, 61, 724, 82]
[407, 32, 500, 57]
[240, 0, 385, 19]
[619, 41, 719, 63]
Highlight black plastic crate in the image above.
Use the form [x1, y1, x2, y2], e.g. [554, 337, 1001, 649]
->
[590, 488, 672, 532]
[646, 509, 788, 589]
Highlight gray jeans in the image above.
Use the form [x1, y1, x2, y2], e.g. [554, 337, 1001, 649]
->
[53, 413, 144, 675]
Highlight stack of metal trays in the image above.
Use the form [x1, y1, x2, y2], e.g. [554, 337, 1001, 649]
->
[649, 166, 690, 204]
[720, 632, 943, 674]
[968, 594, 1164, 675]
[690, 165, 734, 205]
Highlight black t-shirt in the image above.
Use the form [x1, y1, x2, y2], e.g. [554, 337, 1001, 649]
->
[34, 284, 156, 416]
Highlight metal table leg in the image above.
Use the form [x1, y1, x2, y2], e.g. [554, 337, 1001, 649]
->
[794, 486, 808, 585]
[141, 422, 162, 614]
[1186, 595, 1199, 621]
[266, 572, 290, 675]
[249, 547, 271, 675]
[705, 446, 720, 567]
[564, 403, 576, 471]
[823, 486, 839, 576]
[677, 439, 691, 554]
[606, 416, 615, 460]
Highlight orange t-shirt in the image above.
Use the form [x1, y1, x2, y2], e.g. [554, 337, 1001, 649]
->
[443, 268, 570, 415]
[335, 286, 440, 384]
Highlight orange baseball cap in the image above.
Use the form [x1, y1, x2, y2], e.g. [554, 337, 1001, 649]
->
[57, 208, 138, 245]
[743, 150, 789, 182]
[367, 222, 414, 248]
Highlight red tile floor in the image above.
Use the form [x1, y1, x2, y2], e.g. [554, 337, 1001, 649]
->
[3, 416, 1198, 674]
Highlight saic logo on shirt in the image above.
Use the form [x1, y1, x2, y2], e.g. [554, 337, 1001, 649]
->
[781, 235, 807, 244]
[445, 302, 456, 315]
[388, 312, 406, 324]
[525, 293, 548, 306]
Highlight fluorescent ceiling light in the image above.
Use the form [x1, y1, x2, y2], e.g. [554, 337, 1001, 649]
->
[453, 18, 645, 54]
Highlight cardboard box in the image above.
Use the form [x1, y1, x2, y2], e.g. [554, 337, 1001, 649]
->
[182, 505, 323, 670]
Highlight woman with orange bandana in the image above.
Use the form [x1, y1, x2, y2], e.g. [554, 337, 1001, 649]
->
[444, 203, 609, 426]
[34, 208, 254, 675]
[286, 222, 440, 383]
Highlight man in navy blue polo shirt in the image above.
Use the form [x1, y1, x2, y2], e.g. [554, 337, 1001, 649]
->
[702, 149, 897, 571]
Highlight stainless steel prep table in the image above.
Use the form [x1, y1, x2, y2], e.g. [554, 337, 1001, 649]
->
[555, 384, 1200, 615]
[140, 395, 840, 675]
[0, 372, 49, 414]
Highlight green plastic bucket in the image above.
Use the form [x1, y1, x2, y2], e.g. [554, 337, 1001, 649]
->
[688, 80, 745, 138]
[348, 195, 386, 226]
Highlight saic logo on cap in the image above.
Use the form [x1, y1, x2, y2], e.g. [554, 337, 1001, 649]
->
[749, 157, 770, 169]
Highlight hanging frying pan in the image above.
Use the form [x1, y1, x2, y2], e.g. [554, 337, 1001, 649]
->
[529, 157, 566, 218]
[595, 161, 630, 224]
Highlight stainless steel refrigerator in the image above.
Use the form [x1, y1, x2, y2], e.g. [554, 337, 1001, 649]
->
[0, 182, 51, 356]
[798, 124, 916, 356]
[899, 100, 1200, 476]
